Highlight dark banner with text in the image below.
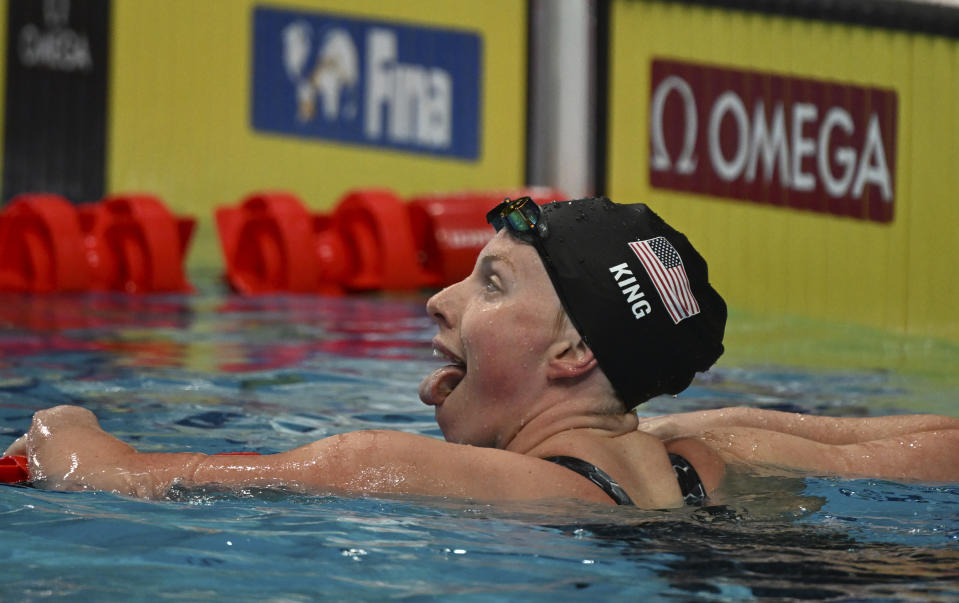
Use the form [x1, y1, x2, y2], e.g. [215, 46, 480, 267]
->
[648, 59, 897, 223]
[2, 0, 110, 204]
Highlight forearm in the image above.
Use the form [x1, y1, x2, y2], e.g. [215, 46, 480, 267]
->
[14, 407, 428, 499]
[731, 409, 959, 444]
[22, 422, 203, 496]
[9, 405, 204, 497]
[641, 407, 959, 444]
[702, 426, 959, 482]
[58, 450, 207, 498]
[27, 441, 312, 498]
[133, 432, 425, 497]
[32, 431, 345, 497]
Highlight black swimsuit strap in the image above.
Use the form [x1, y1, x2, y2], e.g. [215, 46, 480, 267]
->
[545, 454, 709, 507]
[544, 456, 635, 506]
[668, 453, 707, 505]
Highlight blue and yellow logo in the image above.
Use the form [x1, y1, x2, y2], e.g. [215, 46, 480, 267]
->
[251, 6, 482, 160]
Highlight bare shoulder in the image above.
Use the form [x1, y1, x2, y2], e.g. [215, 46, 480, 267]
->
[288, 430, 619, 504]
[531, 430, 692, 508]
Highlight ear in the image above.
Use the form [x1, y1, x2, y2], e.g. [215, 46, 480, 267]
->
[546, 336, 598, 381]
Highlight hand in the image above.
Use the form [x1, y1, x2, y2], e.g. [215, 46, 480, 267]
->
[6, 405, 136, 490]
[636, 415, 684, 440]
[637, 408, 744, 440]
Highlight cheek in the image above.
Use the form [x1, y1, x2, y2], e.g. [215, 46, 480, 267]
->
[462, 315, 547, 390]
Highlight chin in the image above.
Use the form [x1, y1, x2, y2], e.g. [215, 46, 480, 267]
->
[434, 408, 457, 442]
[436, 418, 478, 446]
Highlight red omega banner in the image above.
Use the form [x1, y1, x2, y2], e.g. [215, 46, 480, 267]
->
[648, 59, 898, 223]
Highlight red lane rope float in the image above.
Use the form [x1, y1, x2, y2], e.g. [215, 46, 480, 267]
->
[408, 187, 566, 286]
[0, 193, 195, 293]
[0, 455, 29, 483]
[0, 194, 91, 292]
[216, 187, 566, 294]
[216, 191, 325, 294]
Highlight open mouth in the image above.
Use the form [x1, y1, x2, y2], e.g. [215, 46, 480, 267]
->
[433, 345, 466, 371]
[433, 344, 467, 391]
[419, 342, 467, 406]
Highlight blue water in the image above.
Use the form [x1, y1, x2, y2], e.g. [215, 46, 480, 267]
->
[0, 292, 957, 600]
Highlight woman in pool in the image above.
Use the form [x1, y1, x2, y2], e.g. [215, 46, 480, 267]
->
[6, 197, 959, 507]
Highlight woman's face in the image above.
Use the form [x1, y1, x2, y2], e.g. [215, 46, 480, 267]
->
[420, 231, 565, 448]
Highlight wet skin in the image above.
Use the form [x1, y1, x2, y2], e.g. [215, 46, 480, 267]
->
[6, 232, 959, 503]
[420, 231, 586, 448]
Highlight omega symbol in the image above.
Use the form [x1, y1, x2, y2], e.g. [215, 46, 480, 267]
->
[649, 75, 698, 175]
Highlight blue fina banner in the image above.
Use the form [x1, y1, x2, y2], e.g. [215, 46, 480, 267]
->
[251, 6, 482, 160]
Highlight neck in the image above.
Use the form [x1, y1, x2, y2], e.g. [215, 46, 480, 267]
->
[501, 391, 639, 454]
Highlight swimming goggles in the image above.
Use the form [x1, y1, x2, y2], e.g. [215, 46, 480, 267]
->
[485, 196, 549, 243]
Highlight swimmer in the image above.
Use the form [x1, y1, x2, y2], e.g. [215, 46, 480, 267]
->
[6, 197, 959, 507]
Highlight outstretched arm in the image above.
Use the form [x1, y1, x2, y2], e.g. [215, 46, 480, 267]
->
[639, 407, 959, 445]
[5, 405, 619, 504]
[698, 425, 959, 482]
[636, 406, 959, 482]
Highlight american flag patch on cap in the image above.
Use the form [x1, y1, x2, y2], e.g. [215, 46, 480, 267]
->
[629, 237, 701, 324]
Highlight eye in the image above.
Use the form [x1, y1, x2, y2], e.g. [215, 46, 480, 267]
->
[484, 273, 503, 294]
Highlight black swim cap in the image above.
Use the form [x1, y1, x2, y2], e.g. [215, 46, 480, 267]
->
[524, 197, 726, 408]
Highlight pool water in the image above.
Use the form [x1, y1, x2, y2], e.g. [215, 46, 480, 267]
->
[0, 292, 957, 600]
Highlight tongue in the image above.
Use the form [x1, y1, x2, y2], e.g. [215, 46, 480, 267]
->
[419, 365, 466, 406]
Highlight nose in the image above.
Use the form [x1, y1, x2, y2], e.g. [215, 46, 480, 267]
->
[426, 283, 459, 330]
